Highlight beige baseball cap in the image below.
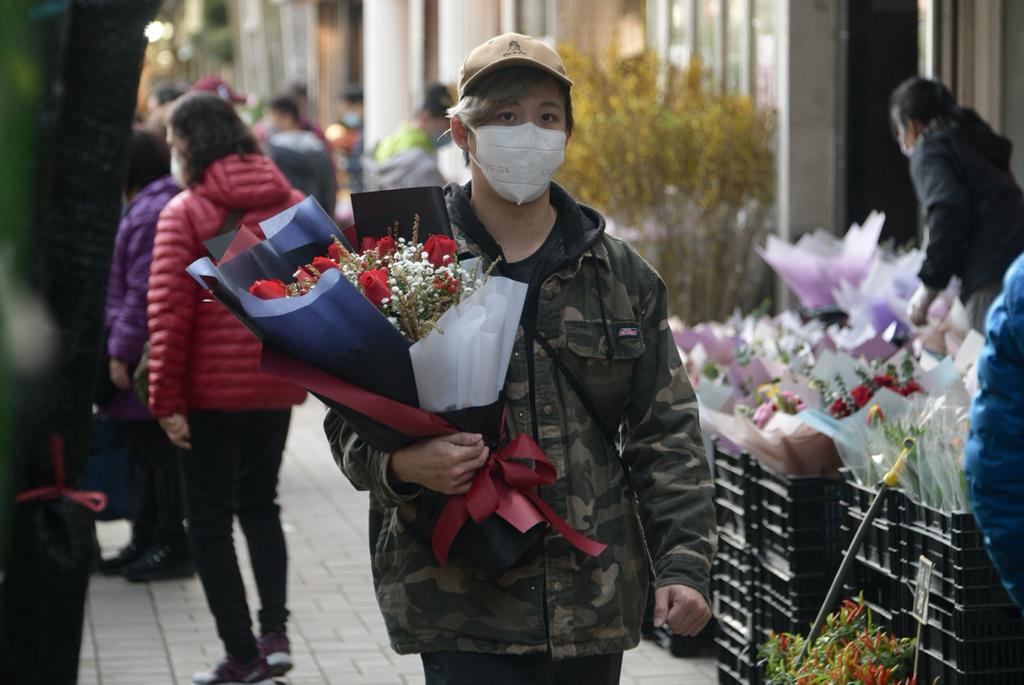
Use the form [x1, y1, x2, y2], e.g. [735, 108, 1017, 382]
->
[458, 33, 572, 99]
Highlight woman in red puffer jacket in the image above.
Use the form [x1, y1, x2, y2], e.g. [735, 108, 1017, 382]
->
[147, 92, 306, 685]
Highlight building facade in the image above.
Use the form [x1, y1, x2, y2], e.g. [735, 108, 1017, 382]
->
[152, 1, 1022, 273]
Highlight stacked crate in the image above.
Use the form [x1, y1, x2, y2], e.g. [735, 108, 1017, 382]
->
[836, 471, 1024, 683]
[901, 499, 1024, 684]
[839, 474, 912, 636]
[709, 441, 1024, 685]
[751, 465, 843, 648]
[710, 441, 843, 685]
[712, 445, 761, 684]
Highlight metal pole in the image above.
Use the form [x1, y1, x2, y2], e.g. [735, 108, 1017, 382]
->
[794, 437, 916, 667]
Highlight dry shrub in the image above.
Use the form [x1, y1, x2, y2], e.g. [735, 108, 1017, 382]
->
[558, 44, 776, 323]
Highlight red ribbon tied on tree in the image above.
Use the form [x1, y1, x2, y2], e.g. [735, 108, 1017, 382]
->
[15, 435, 108, 513]
[431, 434, 607, 565]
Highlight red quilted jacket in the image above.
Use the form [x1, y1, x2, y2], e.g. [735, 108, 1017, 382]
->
[147, 154, 307, 417]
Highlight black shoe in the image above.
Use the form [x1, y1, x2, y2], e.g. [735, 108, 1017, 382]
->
[97, 539, 151, 576]
[122, 544, 196, 582]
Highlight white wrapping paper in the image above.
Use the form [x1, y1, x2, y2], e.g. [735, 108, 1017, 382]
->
[409, 276, 528, 412]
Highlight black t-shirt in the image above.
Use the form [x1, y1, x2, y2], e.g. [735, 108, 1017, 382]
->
[499, 220, 561, 284]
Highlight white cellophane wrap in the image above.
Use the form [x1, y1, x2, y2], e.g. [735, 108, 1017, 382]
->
[410, 275, 528, 412]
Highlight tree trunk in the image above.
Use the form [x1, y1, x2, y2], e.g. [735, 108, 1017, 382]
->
[0, 1, 160, 682]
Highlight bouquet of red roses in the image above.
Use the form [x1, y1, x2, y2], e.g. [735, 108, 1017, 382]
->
[822, 357, 922, 419]
[187, 188, 605, 577]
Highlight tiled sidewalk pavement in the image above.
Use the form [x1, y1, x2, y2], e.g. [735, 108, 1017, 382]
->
[81, 398, 717, 685]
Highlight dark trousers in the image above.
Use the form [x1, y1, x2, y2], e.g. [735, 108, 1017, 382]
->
[124, 420, 185, 546]
[421, 651, 623, 685]
[178, 409, 291, 660]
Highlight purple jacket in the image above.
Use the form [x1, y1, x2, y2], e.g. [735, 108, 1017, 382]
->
[101, 175, 180, 420]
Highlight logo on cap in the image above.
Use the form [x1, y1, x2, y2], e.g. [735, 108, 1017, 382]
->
[503, 40, 524, 57]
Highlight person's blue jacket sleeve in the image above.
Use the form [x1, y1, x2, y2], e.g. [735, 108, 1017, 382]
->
[965, 253, 1024, 609]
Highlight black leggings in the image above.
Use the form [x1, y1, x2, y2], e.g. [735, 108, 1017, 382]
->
[421, 650, 623, 685]
[178, 409, 291, 660]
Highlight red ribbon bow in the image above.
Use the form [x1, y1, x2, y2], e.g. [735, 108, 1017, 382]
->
[15, 435, 108, 513]
[432, 434, 607, 565]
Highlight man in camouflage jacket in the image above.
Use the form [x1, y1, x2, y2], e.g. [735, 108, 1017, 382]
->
[324, 180, 717, 651]
[324, 32, 716, 683]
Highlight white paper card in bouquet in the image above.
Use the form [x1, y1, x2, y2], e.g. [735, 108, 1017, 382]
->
[409, 276, 528, 412]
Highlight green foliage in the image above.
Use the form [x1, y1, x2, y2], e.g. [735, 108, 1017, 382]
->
[557, 44, 776, 323]
[0, 0, 42, 575]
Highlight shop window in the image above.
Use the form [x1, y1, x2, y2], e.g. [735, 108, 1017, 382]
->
[668, 0, 695, 66]
[753, 0, 776, 108]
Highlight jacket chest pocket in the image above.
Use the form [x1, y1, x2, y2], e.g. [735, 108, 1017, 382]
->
[562, 320, 646, 430]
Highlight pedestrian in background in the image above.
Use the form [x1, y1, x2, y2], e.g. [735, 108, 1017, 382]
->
[191, 74, 249, 106]
[363, 83, 453, 191]
[264, 95, 338, 216]
[98, 127, 192, 583]
[282, 80, 330, 147]
[338, 84, 365, 193]
[326, 34, 716, 685]
[892, 76, 1024, 332]
[149, 92, 306, 685]
[144, 81, 187, 139]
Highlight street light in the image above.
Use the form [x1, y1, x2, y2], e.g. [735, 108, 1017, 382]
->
[145, 21, 174, 44]
[144, 21, 164, 43]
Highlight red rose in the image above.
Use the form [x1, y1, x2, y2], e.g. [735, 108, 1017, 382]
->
[851, 384, 874, 408]
[358, 268, 391, 305]
[360, 237, 379, 254]
[311, 256, 338, 273]
[899, 379, 922, 397]
[294, 267, 316, 284]
[424, 234, 458, 268]
[872, 374, 896, 388]
[249, 279, 288, 299]
[327, 241, 344, 262]
[375, 236, 397, 257]
[830, 398, 851, 418]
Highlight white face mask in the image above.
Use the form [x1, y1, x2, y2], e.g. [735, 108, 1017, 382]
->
[170, 147, 188, 187]
[470, 123, 566, 205]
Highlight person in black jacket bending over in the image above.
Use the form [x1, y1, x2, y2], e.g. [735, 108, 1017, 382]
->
[891, 77, 1024, 333]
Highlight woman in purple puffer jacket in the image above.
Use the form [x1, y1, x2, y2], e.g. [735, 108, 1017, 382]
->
[97, 128, 194, 582]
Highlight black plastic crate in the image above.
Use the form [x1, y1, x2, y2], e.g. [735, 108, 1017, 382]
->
[755, 589, 819, 637]
[844, 556, 906, 628]
[901, 498, 987, 550]
[716, 621, 761, 685]
[757, 464, 842, 504]
[712, 444, 750, 492]
[915, 590, 1024, 640]
[713, 573, 756, 641]
[755, 469, 842, 576]
[715, 476, 747, 512]
[903, 557, 1014, 607]
[718, 528, 751, 563]
[840, 478, 903, 574]
[919, 620, 1024, 673]
[841, 520, 902, 576]
[715, 486, 759, 546]
[714, 536, 758, 588]
[917, 647, 1024, 685]
[758, 555, 832, 609]
[840, 473, 904, 528]
[904, 522, 1002, 575]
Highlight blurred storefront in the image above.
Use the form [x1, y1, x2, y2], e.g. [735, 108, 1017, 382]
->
[140, 1, 1021, 249]
[644, 0, 1022, 250]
